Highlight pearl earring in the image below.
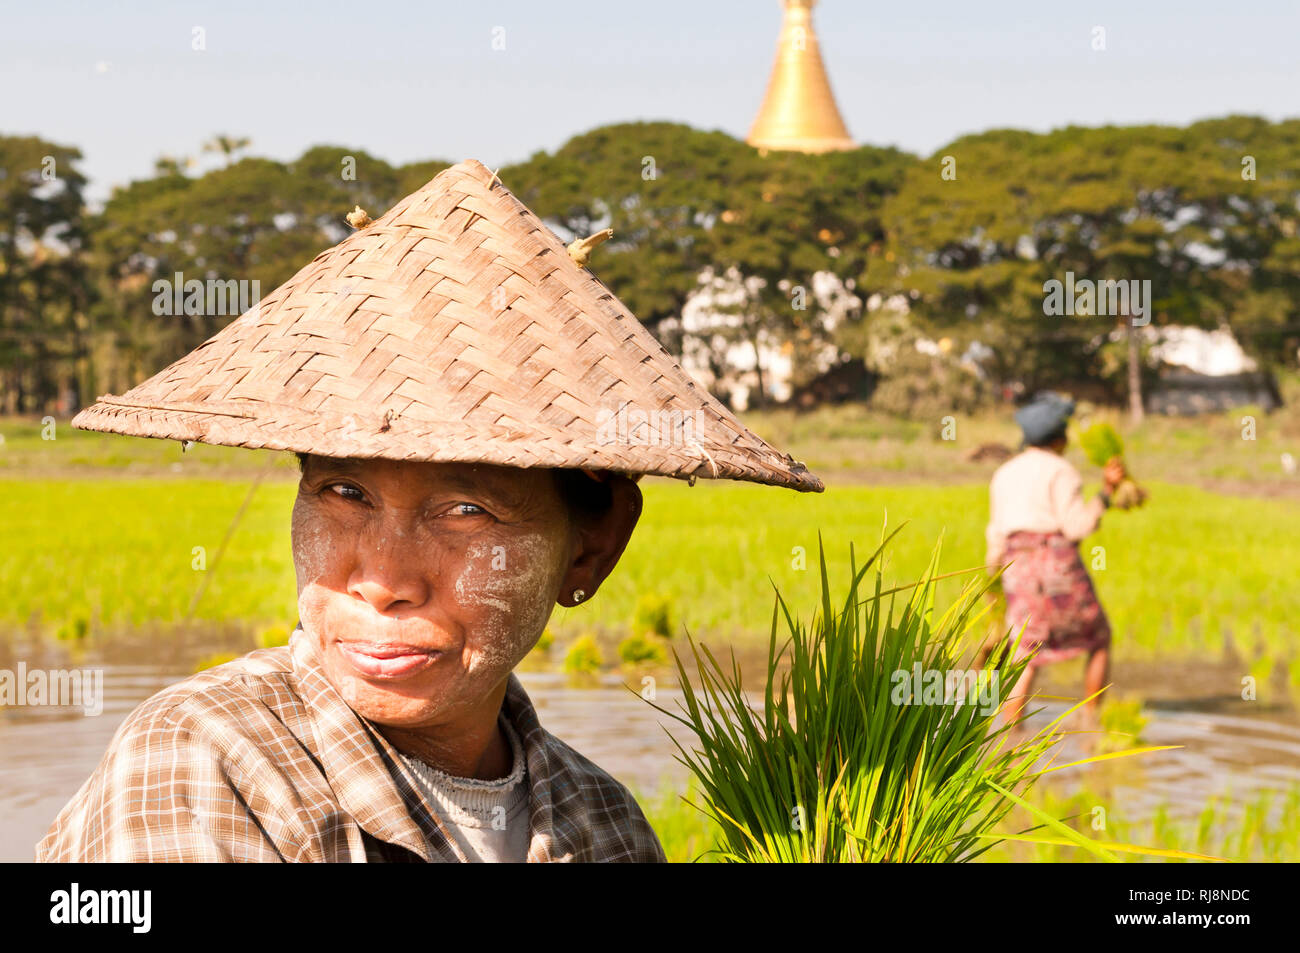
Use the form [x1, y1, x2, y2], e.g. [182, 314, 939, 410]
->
[571, 589, 586, 604]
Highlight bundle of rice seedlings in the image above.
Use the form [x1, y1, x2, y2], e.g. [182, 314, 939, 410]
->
[563, 633, 603, 676]
[618, 631, 669, 668]
[633, 592, 675, 639]
[647, 530, 1196, 863]
[1078, 422, 1148, 509]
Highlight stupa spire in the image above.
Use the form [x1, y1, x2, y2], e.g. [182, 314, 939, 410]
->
[747, 0, 855, 153]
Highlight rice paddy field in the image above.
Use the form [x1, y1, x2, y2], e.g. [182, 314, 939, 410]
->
[4, 464, 1297, 672]
[3, 396, 1299, 863]
[638, 778, 1300, 863]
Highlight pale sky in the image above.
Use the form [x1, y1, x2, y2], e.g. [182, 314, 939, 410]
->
[5, 0, 1299, 203]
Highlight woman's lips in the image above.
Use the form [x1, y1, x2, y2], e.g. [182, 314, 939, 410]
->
[335, 641, 442, 679]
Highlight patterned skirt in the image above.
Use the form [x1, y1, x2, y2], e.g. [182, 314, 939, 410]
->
[1001, 531, 1111, 667]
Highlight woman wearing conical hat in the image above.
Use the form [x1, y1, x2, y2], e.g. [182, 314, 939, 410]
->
[984, 392, 1124, 731]
[36, 161, 821, 863]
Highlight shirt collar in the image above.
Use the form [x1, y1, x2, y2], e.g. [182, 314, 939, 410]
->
[288, 622, 566, 862]
[501, 673, 562, 862]
[289, 624, 446, 859]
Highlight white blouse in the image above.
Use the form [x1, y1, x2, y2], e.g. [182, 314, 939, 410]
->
[398, 713, 531, 863]
[985, 447, 1105, 569]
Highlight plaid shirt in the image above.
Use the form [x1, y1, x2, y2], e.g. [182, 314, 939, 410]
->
[35, 627, 665, 863]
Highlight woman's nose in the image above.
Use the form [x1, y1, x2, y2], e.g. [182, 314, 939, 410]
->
[346, 520, 430, 614]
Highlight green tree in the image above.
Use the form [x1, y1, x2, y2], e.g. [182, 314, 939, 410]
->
[0, 136, 93, 413]
[504, 123, 914, 403]
[502, 122, 758, 348]
[89, 144, 452, 393]
[863, 122, 1285, 413]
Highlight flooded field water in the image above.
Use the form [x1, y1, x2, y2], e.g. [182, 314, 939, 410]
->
[2, 641, 1299, 862]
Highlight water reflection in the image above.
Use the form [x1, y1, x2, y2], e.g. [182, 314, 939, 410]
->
[2, 643, 1298, 862]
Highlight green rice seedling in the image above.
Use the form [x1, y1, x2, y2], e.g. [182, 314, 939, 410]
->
[979, 781, 1300, 862]
[563, 633, 603, 676]
[660, 776, 1300, 863]
[1094, 694, 1149, 755]
[55, 614, 90, 642]
[1078, 423, 1125, 467]
[637, 780, 721, 863]
[633, 592, 675, 639]
[645, 529, 1208, 863]
[646, 529, 1183, 863]
[618, 631, 669, 668]
[1078, 423, 1147, 509]
[1249, 654, 1274, 700]
[534, 627, 556, 654]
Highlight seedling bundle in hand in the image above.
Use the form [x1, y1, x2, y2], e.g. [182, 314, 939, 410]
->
[1078, 423, 1148, 510]
[643, 531, 1198, 863]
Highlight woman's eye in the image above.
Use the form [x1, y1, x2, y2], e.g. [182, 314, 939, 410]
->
[327, 483, 365, 502]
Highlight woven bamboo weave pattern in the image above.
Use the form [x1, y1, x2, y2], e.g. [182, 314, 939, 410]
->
[72, 159, 823, 492]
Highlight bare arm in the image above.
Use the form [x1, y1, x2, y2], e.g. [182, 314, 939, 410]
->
[1049, 465, 1106, 541]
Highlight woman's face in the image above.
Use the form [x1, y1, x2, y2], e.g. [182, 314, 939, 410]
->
[291, 456, 576, 730]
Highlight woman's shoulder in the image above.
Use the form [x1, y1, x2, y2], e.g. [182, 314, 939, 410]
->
[504, 678, 638, 799]
[995, 447, 1077, 481]
[533, 729, 666, 861]
[108, 645, 303, 748]
[502, 676, 666, 861]
[36, 645, 312, 862]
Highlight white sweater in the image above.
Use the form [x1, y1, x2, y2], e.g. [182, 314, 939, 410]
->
[985, 447, 1105, 569]
[398, 714, 531, 862]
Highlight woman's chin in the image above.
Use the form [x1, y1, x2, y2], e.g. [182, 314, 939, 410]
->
[327, 656, 464, 725]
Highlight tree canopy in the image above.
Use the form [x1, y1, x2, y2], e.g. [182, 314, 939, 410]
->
[1, 116, 1296, 416]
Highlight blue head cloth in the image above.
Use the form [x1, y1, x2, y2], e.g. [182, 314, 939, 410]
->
[1015, 391, 1075, 445]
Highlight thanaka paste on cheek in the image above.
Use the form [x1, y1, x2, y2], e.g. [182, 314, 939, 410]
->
[453, 532, 566, 677]
[291, 490, 343, 655]
[289, 475, 572, 728]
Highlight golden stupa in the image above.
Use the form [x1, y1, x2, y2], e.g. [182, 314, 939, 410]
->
[747, 0, 855, 154]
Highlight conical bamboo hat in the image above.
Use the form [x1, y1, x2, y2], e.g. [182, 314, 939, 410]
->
[72, 159, 822, 492]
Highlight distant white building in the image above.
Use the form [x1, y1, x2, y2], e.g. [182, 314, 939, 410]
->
[1134, 325, 1281, 414]
[1146, 326, 1256, 376]
[677, 267, 857, 410]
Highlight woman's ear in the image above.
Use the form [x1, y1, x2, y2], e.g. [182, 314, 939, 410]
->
[557, 476, 642, 606]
